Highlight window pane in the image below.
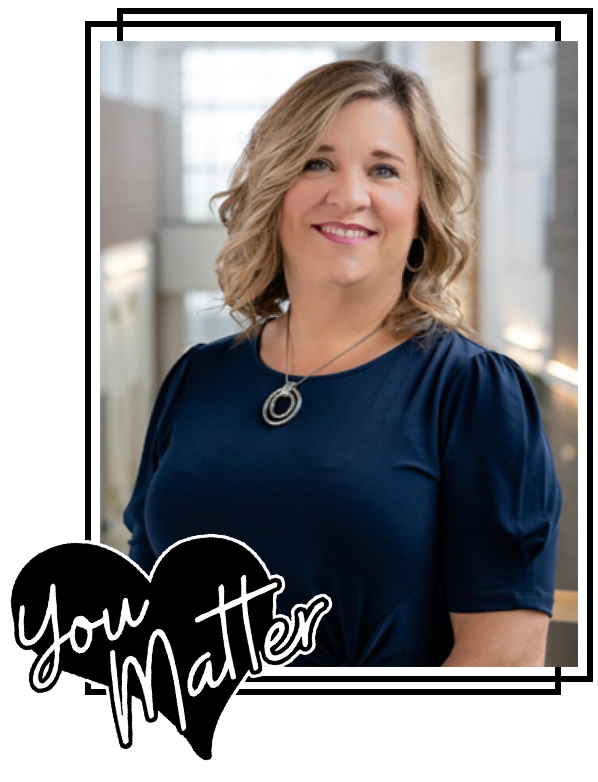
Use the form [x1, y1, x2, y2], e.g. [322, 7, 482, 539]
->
[182, 46, 270, 107]
[183, 170, 230, 222]
[183, 45, 336, 108]
[263, 47, 336, 102]
[182, 107, 263, 169]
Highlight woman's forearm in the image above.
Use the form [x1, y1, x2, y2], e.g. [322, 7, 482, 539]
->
[441, 646, 488, 666]
[442, 610, 549, 667]
[441, 644, 545, 667]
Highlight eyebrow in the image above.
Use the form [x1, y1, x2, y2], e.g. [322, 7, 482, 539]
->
[314, 144, 407, 166]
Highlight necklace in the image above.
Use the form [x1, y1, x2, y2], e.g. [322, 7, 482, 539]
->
[261, 306, 386, 426]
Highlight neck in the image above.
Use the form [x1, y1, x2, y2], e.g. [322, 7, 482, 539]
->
[283, 290, 398, 351]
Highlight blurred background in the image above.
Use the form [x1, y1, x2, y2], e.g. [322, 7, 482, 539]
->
[99, 40, 578, 667]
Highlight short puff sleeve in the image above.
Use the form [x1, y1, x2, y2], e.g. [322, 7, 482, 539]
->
[439, 350, 561, 617]
[123, 346, 199, 574]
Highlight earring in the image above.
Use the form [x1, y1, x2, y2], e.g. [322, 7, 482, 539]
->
[405, 236, 426, 273]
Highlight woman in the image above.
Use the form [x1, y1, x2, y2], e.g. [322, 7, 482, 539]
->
[124, 60, 561, 667]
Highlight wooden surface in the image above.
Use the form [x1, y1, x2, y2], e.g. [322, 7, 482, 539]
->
[552, 589, 578, 623]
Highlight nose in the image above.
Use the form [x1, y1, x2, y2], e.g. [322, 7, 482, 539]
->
[325, 168, 371, 212]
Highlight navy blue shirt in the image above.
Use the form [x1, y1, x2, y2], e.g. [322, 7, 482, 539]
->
[123, 325, 561, 667]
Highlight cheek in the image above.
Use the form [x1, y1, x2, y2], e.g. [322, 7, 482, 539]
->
[280, 185, 315, 254]
[281, 182, 311, 222]
[381, 191, 420, 229]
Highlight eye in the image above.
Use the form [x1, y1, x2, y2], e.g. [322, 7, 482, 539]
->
[303, 159, 399, 178]
[303, 159, 330, 171]
[373, 164, 399, 179]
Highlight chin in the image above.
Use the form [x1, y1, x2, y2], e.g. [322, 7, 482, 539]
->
[325, 275, 367, 289]
[336, 264, 370, 286]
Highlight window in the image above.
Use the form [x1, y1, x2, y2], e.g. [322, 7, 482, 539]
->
[180, 44, 336, 222]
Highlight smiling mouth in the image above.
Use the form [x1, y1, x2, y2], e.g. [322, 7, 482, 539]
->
[313, 225, 376, 236]
[312, 225, 377, 245]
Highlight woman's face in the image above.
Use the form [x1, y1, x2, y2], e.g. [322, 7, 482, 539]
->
[279, 98, 421, 293]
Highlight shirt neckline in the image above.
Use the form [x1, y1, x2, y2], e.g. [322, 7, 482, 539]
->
[251, 317, 420, 381]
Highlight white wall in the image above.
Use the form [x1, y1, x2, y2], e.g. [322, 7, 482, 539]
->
[159, 224, 226, 292]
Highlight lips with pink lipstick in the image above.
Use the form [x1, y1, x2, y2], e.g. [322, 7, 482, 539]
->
[312, 221, 378, 246]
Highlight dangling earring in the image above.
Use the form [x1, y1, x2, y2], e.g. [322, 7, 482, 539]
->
[405, 236, 426, 273]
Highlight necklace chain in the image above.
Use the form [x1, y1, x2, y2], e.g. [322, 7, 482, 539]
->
[284, 305, 386, 387]
[261, 305, 387, 426]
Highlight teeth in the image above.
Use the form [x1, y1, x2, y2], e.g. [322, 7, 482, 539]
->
[319, 225, 371, 238]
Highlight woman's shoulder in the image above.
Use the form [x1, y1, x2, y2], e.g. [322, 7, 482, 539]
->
[428, 326, 488, 360]
[427, 327, 522, 382]
[151, 332, 246, 432]
[186, 330, 251, 364]
[155, 334, 237, 394]
[431, 328, 542, 431]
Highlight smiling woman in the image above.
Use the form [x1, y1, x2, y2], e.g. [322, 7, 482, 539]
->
[279, 99, 420, 305]
[211, 60, 476, 352]
[123, 60, 561, 667]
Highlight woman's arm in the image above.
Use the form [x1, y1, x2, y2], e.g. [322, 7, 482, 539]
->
[441, 609, 551, 667]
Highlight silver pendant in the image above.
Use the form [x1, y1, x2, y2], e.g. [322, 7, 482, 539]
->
[262, 381, 302, 426]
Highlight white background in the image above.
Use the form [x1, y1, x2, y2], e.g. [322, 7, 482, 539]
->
[2, 3, 592, 780]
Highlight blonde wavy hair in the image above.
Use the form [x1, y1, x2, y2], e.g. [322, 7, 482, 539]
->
[209, 59, 478, 348]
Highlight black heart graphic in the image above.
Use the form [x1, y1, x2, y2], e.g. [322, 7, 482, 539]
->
[11, 536, 285, 759]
